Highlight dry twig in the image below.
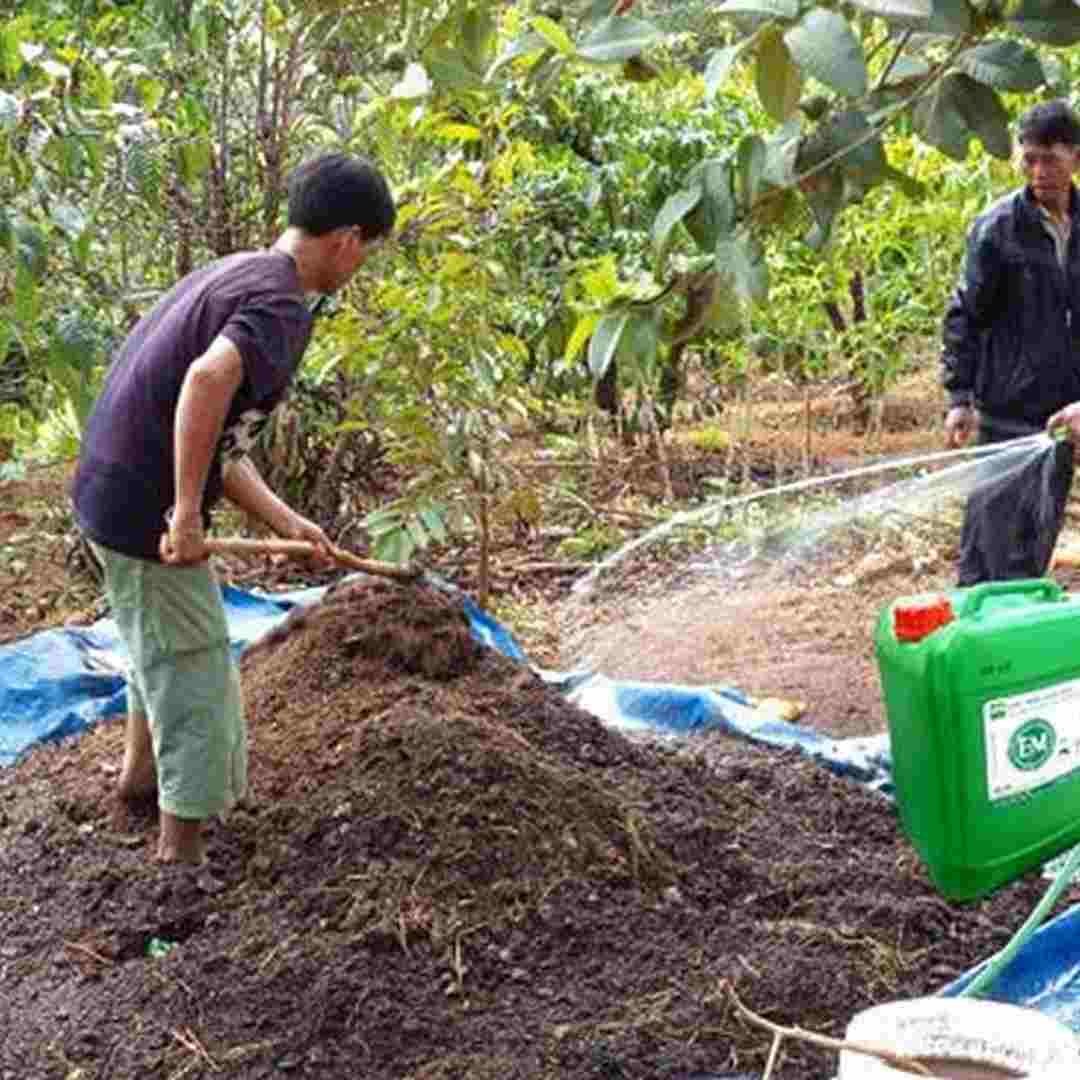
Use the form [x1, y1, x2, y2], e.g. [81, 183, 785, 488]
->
[725, 981, 934, 1078]
[63, 940, 114, 967]
[172, 1027, 221, 1072]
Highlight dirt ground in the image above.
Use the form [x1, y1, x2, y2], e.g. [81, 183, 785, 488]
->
[4, 381, 1080, 1079]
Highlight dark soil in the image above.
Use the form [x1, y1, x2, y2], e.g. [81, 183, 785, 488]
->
[2, 577, 1077, 1080]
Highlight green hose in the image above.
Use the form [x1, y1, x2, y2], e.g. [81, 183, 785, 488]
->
[959, 840, 1080, 998]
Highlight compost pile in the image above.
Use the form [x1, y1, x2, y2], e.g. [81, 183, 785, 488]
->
[0, 577, 1071, 1080]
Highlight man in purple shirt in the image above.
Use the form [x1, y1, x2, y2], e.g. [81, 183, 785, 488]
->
[73, 152, 395, 865]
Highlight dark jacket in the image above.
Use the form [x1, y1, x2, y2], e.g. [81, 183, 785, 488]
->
[942, 184, 1080, 425]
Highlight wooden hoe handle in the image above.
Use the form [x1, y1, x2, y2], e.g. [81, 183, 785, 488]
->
[202, 537, 422, 582]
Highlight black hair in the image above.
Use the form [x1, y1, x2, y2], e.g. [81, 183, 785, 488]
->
[1018, 100, 1080, 147]
[286, 152, 396, 240]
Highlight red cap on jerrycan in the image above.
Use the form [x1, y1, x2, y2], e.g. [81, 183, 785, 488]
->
[893, 594, 954, 643]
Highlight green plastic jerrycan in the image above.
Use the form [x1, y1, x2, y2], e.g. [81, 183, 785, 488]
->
[876, 578, 1080, 901]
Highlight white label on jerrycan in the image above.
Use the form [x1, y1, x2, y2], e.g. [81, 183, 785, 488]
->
[984, 677, 1080, 801]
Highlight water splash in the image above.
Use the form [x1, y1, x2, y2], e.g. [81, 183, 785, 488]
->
[572, 434, 1053, 598]
[561, 434, 1062, 674]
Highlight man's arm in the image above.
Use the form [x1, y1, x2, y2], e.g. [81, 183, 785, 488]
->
[222, 454, 330, 551]
[942, 216, 1003, 447]
[942, 218, 1002, 406]
[162, 335, 244, 563]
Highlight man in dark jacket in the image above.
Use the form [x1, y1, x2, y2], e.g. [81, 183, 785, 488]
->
[942, 99, 1080, 585]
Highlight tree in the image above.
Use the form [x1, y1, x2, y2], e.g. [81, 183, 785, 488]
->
[476, 0, 1076, 421]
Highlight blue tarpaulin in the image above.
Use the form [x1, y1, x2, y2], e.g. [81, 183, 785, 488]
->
[2, 580, 1079, 1028]
[0, 581, 531, 769]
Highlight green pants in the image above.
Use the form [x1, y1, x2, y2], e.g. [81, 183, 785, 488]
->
[92, 542, 247, 819]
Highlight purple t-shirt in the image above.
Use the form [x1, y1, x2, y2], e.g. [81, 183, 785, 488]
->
[73, 250, 313, 559]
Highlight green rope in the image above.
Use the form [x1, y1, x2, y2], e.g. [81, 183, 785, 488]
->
[959, 841, 1080, 999]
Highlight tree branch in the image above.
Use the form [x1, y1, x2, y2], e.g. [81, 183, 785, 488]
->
[725, 982, 934, 1077]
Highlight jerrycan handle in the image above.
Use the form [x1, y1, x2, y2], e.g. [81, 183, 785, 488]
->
[958, 578, 1063, 618]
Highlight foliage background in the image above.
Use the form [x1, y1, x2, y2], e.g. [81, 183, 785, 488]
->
[2, 0, 1079, 598]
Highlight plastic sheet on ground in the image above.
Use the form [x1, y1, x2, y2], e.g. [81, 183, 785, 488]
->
[0, 586, 308, 768]
[2, 579, 1079, 1030]
[0, 580, 525, 770]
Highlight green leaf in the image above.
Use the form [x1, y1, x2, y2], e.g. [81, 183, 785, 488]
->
[784, 10, 867, 99]
[406, 516, 429, 548]
[582, 0, 619, 25]
[684, 159, 736, 251]
[588, 309, 631, 380]
[420, 506, 449, 543]
[578, 15, 666, 62]
[955, 40, 1044, 92]
[531, 15, 576, 55]
[460, 5, 496, 70]
[137, 78, 165, 112]
[755, 27, 801, 122]
[433, 121, 484, 141]
[1006, 0, 1080, 45]
[888, 0, 970, 32]
[716, 0, 799, 18]
[716, 233, 768, 304]
[13, 260, 36, 325]
[797, 110, 885, 190]
[913, 73, 1010, 161]
[751, 185, 801, 227]
[1041, 53, 1068, 94]
[911, 79, 972, 161]
[652, 186, 702, 267]
[364, 507, 403, 531]
[14, 223, 47, 280]
[83, 135, 105, 181]
[0, 25, 20, 81]
[848, 0, 929, 15]
[828, 109, 887, 184]
[178, 138, 211, 184]
[926, 0, 972, 32]
[617, 310, 660, 374]
[426, 49, 487, 91]
[54, 135, 84, 180]
[527, 50, 566, 99]
[953, 76, 1011, 160]
[565, 312, 601, 362]
[89, 66, 114, 109]
[703, 42, 747, 98]
[705, 276, 744, 336]
[581, 256, 621, 302]
[486, 31, 550, 80]
[762, 120, 802, 187]
[52, 312, 99, 370]
[74, 231, 92, 267]
[374, 527, 416, 565]
[736, 134, 768, 211]
[802, 169, 845, 250]
[127, 141, 161, 200]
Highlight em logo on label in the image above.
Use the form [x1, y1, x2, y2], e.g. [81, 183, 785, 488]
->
[1008, 719, 1057, 771]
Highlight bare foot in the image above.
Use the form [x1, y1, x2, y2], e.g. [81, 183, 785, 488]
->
[157, 812, 207, 865]
[118, 710, 157, 801]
